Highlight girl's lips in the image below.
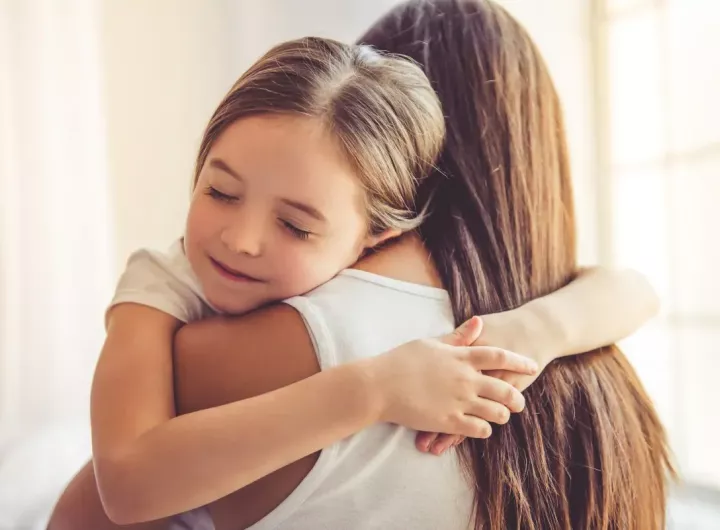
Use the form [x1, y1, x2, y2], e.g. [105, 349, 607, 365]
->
[209, 257, 264, 283]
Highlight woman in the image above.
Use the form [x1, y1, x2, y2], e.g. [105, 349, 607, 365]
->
[358, 1, 674, 528]
[48, 1, 668, 529]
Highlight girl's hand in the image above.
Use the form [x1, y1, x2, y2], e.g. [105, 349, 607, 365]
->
[367, 316, 539, 440]
[414, 366, 546, 456]
[417, 267, 660, 454]
[415, 313, 547, 455]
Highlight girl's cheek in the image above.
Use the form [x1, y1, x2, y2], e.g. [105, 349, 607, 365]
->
[190, 199, 229, 239]
[186, 197, 210, 233]
[276, 249, 327, 294]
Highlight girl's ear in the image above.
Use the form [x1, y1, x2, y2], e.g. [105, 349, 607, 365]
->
[363, 228, 402, 250]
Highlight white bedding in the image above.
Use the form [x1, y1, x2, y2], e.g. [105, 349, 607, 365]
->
[0, 422, 91, 530]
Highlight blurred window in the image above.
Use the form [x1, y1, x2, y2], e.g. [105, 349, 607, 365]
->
[598, 0, 720, 488]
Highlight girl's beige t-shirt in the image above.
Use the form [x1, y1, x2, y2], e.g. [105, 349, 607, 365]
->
[108, 239, 214, 324]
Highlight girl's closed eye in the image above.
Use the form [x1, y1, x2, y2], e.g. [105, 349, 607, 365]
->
[205, 185, 238, 203]
[281, 219, 312, 240]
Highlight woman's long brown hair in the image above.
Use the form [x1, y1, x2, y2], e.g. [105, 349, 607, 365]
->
[360, 1, 675, 528]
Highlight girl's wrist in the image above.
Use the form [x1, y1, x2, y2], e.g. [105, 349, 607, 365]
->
[482, 302, 559, 366]
[336, 359, 386, 425]
[516, 298, 568, 364]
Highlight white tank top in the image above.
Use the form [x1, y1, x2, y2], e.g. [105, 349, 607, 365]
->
[247, 269, 475, 530]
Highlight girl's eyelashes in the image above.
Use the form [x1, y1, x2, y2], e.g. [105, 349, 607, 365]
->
[281, 219, 311, 240]
[205, 185, 238, 203]
[204, 185, 312, 240]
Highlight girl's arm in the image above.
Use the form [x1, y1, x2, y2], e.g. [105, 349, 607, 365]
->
[416, 266, 660, 454]
[91, 303, 533, 524]
[481, 266, 659, 364]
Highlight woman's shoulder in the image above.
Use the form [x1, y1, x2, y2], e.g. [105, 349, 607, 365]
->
[282, 271, 453, 373]
[354, 234, 444, 289]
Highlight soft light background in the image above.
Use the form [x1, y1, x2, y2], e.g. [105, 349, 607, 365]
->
[0, 0, 717, 528]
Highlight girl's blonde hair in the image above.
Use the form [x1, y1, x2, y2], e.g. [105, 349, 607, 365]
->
[194, 36, 445, 235]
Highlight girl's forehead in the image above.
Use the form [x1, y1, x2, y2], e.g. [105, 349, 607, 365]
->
[207, 115, 368, 216]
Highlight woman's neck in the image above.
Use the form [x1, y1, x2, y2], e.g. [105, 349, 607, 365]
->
[353, 232, 444, 289]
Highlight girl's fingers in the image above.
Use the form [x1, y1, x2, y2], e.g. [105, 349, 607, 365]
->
[442, 316, 484, 346]
[454, 415, 492, 439]
[466, 346, 538, 374]
[416, 431, 441, 453]
[430, 433, 465, 455]
[475, 375, 526, 413]
[467, 397, 511, 425]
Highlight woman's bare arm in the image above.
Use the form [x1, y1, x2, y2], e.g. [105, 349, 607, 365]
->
[172, 305, 324, 529]
[48, 305, 321, 530]
[172, 305, 319, 414]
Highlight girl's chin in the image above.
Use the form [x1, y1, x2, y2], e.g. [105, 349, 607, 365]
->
[204, 291, 264, 316]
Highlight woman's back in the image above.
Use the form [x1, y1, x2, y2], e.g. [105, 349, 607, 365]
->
[244, 266, 474, 529]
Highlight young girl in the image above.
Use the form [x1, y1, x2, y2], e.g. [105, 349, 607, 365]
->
[90, 37, 539, 524]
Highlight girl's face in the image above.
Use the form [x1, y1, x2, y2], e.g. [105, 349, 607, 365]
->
[185, 114, 396, 315]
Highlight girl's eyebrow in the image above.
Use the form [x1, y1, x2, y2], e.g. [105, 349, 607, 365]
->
[209, 158, 243, 181]
[280, 198, 327, 223]
[209, 157, 326, 222]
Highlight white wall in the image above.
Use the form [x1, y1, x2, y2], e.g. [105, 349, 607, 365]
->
[101, 0, 235, 274]
[225, 0, 402, 71]
[102, 0, 597, 272]
[0, 0, 113, 432]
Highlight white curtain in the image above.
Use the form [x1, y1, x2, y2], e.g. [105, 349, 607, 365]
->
[0, 0, 113, 437]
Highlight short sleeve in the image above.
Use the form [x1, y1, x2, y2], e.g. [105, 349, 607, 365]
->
[108, 245, 207, 325]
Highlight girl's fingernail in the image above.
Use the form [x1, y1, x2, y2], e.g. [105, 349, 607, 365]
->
[432, 442, 448, 455]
